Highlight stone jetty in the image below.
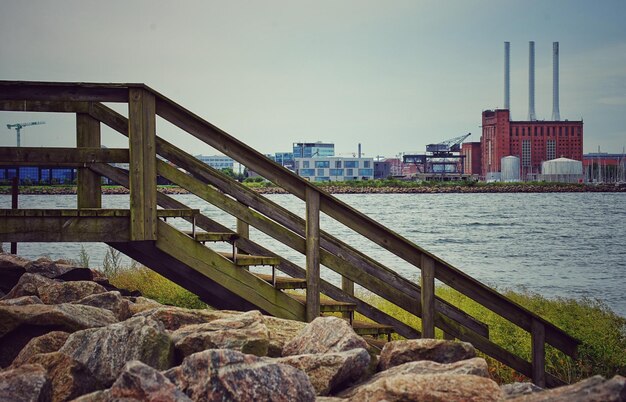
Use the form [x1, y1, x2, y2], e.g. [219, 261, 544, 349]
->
[0, 253, 624, 401]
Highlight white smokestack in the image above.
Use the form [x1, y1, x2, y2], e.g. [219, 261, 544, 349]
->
[528, 41, 536, 121]
[552, 42, 560, 121]
[504, 42, 510, 111]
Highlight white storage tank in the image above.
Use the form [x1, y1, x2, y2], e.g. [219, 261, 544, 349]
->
[541, 157, 583, 183]
[501, 156, 521, 182]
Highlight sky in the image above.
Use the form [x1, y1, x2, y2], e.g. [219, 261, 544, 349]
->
[1, 0, 625, 158]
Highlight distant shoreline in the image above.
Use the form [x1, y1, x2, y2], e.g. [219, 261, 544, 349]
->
[1, 183, 625, 195]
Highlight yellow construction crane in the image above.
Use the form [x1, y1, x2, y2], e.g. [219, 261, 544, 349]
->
[6, 121, 45, 147]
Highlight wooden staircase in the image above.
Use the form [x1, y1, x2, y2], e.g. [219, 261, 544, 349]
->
[0, 81, 581, 387]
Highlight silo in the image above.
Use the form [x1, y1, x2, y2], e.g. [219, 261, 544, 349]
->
[501, 156, 521, 182]
[541, 157, 583, 183]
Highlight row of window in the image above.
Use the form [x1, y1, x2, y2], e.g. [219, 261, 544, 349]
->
[299, 168, 374, 177]
[512, 126, 581, 137]
[298, 160, 370, 169]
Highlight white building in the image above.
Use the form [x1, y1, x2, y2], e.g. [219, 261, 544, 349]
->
[195, 155, 234, 170]
[294, 157, 374, 182]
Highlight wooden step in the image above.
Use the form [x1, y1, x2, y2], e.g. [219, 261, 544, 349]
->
[352, 320, 395, 340]
[0, 208, 199, 217]
[288, 294, 357, 314]
[217, 252, 281, 267]
[183, 231, 238, 243]
[254, 273, 307, 290]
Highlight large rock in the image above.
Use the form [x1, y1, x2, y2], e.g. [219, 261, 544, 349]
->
[127, 296, 162, 315]
[0, 363, 52, 402]
[73, 291, 131, 321]
[3, 273, 107, 304]
[339, 357, 490, 398]
[12, 331, 70, 366]
[276, 348, 371, 396]
[0, 295, 43, 306]
[262, 315, 307, 357]
[172, 310, 270, 359]
[345, 373, 502, 402]
[80, 360, 191, 402]
[508, 375, 626, 402]
[378, 339, 476, 371]
[0, 304, 117, 368]
[501, 382, 544, 399]
[60, 315, 175, 386]
[282, 316, 368, 357]
[26, 352, 103, 401]
[165, 349, 316, 402]
[0, 253, 29, 293]
[23, 257, 93, 281]
[135, 306, 239, 330]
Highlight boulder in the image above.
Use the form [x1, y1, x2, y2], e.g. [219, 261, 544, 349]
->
[165, 349, 316, 402]
[0, 304, 117, 368]
[339, 357, 490, 398]
[0, 295, 43, 306]
[344, 373, 502, 402]
[262, 315, 307, 357]
[276, 348, 371, 396]
[82, 360, 191, 402]
[3, 273, 107, 304]
[24, 257, 89, 279]
[0, 363, 52, 402]
[26, 352, 103, 401]
[12, 331, 70, 366]
[60, 315, 175, 386]
[135, 306, 239, 331]
[0, 253, 29, 293]
[501, 382, 544, 399]
[508, 375, 626, 402]
[172, 310, 270, 359]
[378, 339, 476, 371]
[282, 316, 368, 357]
[73, 291, 131, 321]
[127, 296, 162, 315]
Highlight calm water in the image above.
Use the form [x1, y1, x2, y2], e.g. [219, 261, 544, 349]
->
[2, 193, 625, 317]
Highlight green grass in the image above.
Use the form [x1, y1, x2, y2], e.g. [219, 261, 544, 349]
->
[357, 287, 626, 384]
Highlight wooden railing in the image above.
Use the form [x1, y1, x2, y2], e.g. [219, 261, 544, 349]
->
[0, 81, 580, 387]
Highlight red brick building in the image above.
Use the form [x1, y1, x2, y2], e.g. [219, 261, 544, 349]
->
[461, 142, 482, 175]
[480, 109, 583, 179]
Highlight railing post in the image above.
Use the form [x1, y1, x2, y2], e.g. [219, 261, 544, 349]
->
[128, 88, 157, 241]
[341, 277, 355, 319]
[77, 111, 102, 209]
[531, 318, 546, 387]
[236, 216, 249, 269]
[305, 187, 320, 322]
[10, 176, 18, 254]
[421, 254, 435, 338]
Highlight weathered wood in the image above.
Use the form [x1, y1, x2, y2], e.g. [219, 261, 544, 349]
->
[305, 187, 321, 322]
[531, 318, 546, 387]
[254, 274, 307, 289]
[0, 147, 128, 166]
[0, 81, 130, 102]
[155, 220, 305, 321]
[352, 320, 394, 337]
[0, 209, 198, 218]
[289, 294, 356, 313]
[0, 100, 90, 113]
[443, 332, 455, 340]
[0, 216, 130, 242]
[237, 217, 249, 239]
[10, 177, 18, 254]
[217, 252, 280, 267]
[77, 114, 102, 209]
[183, 231, 238, 243]
[421, 254, 436, 338]
[128, 88, 157, 241]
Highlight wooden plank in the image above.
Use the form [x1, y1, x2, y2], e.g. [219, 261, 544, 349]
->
[0, 100, 90, 113]
[155, 220, 305, 321]
[183, 231, 238, 242]
[254, 274, 307, 289]
[531, 318, 546, 387]
[421, 254, 436, 338]
[217, 252, 280, 267]
[0, 81, 130, 102]
[0, 147, 129, 166]
[237, 217, 249, 239]
[128, 88, 157, 241]
[0, 216, 130, 242]
[305, 187, 321, 322]
[77, 113, 102, 209]
[289, 294, 356, 313]
[0, 209, 195, 217]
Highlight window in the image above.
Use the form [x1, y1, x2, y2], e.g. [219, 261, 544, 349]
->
[315, 177, 330, 182]
[358, 169, 373, 176]
[522, 140, 531, 167]
[546, 140, 556, 161]
[315, 160, 329, 168]
[335, 161, 342, 168]
[330, 169, 344, 176]
[346, 168, 354, 176]
[317, 168, 325, 176]
[363, 161, 371, 168]
[300, 169, 315, 176]
[344, 161, 358, 168]
[303, 161, 310, 168]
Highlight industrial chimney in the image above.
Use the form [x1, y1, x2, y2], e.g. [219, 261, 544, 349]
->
[552, 42, 561, 121]
[528, 41, 536, 121]
[504, 42, 510, 111]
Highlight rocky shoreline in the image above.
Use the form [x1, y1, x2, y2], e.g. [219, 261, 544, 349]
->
[1, 253, 625, 401]
[1, 183, 625, 196]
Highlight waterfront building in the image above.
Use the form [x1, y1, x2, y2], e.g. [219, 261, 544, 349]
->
[195, 155, 234, 170]
[292, 142, 334, 158]
[273, 152, 295, 169]
[374, 158, 403, 179]
[0, 166, 75, 185]
[583, 152, 626, 183]
[294, 157, 373, 182]
[480, 109, 583, 180]
[461, 142, 482, 176]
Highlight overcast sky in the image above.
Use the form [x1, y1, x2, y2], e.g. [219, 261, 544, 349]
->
[1, 0, 625, 158]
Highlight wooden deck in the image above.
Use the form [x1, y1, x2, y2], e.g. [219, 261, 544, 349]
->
[0, 81, 581, 388]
